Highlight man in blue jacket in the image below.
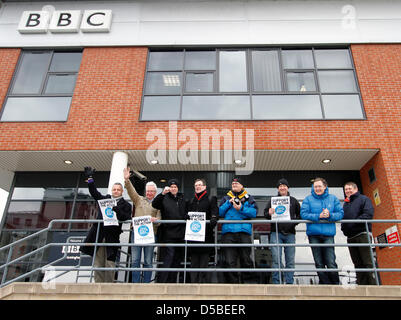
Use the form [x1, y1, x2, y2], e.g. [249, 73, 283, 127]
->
[219, 177, 258, 283]
[301, 177, 344, 285]
[341, 181, 376, 285]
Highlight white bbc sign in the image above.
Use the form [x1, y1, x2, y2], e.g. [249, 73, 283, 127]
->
[18, 10, 112, 34]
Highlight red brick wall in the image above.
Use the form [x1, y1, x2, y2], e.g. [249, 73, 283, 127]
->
[354, 44, 401, 285]
[0, 44, 401, 283]
[0, 45, 395, 151]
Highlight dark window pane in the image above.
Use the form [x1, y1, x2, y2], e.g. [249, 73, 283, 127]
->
[287, 72, 316, 92]
[71, 201, 98, 229]
[1, 97, 72, 121]
[252, 51, 281, 92]
[252, 95, 322, 119]
[15, 172, 78, 188]
[5, 201, 71, 230]
[219, 51, 247, 92]
[322, 94, 364, 119]
[182, 95, 250, 120]
[44, 74, 77, 94]
[141, 96, 180, 120]
[315, 49, 352, 68]
[318, 70, 357, 92]
[145, 72, 182, 94]
[185, 73, 214, 92]
[282, 50, 314, 69]
[11, 52, 51, 94]
[49, 52, 82, 72]
[185, 51, 216, 70]
[148, 52, 183, 71]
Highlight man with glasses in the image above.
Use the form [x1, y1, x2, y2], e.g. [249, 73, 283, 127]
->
[186, 178, 218, 283]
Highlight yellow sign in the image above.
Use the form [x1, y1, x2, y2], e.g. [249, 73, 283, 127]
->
[373, 188, 381, 206]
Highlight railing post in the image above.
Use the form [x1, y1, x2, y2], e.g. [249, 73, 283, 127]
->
[89, 221, 101, 283]
[184, 240, 188, 283]
[275, 221, 282, 284]
[365, 221, 380, 285]
[1, 246, 13, 285]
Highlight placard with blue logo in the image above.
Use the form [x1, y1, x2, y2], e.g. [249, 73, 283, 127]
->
[271, 196, 291, 221]
[98, 198, 118, 226]
[185, 212, 206, 242]
[133, 215, 155, 244]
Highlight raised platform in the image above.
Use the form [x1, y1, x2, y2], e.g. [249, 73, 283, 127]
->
[1, 283, 401, 300]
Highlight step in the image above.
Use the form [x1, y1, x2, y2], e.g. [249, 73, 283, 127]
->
[1, 283, 401, 300]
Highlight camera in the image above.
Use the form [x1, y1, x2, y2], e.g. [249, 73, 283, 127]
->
[234, 197, 241, 205]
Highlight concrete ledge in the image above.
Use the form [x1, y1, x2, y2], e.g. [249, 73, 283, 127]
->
[0, 283, 400, 300]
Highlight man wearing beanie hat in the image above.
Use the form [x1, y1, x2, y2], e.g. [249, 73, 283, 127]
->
[219, 176, 258, 284]
[152, 178, 187, 283]
[264, 178, 300, 284]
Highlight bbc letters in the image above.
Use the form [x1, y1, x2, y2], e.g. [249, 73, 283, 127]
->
[18, 9, 112, 34]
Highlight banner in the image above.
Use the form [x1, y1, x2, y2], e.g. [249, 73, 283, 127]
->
[271, 196, 291, 221]
[185, 212, 206, 242]
[98, 198, 118, 226]
[133, 216, 155, 244]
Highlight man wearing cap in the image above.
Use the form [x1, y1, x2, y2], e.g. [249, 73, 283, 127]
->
[264, 178, 301, 284]
[152, 178, 187, 283]
[219, 177, 258, 284]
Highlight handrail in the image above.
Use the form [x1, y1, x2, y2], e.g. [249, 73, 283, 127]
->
[0, 218, 400, 287]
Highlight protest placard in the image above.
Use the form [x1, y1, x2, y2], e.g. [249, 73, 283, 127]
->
[185, 212, 206, 242]
[271, 196, 291, 221]
[98, 198, 118, 226]
[133, 215, 155, 244]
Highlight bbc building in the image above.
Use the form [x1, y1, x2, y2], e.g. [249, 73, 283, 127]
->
[0, 0, 400, 286]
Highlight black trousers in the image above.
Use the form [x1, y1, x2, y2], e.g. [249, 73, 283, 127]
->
[157, 244, 184, 283]
[189, 251, 210, 283]
[222, 232, 255, 284]
[347, 233, 377, 285]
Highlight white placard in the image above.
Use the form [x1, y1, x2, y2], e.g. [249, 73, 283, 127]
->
[185, 212, 206, 242]
[271, 196, 291, 221]
[132, 216, 155, 244]
[98, 198, 118, 226]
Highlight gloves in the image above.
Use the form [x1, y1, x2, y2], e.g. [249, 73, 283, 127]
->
[84, 166, 96, 179]
[210, 216, 218, 229]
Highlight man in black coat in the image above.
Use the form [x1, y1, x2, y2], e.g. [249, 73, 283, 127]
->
[186, 178, 218, 283]
[80, 167, 132, 283]
[152, 178, 187, 283]
[341, 181, 376, 285]
[264, 178, 300, 284]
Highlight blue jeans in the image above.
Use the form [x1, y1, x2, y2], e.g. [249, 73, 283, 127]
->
[308, 235, 339, 284]
[131, 232, 155, 283]
[270, 232, 296, 284]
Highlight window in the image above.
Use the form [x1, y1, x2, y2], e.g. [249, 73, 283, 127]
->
[1, 50, 82, 122]
[141, 47, 365, 121]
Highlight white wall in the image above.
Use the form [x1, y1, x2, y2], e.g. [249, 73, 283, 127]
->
[0, 189, 8, 226]
[0, 0, 400, 48]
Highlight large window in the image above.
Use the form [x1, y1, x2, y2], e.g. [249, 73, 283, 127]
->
[0, 50, 82, 122]
[141, 48, 364, 121]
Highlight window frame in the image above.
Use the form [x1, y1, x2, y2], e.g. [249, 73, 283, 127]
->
[0, 49, 83, 122]
[140, 46, 366, 121]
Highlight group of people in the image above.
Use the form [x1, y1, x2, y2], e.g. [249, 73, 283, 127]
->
[80, 167, 376, 286]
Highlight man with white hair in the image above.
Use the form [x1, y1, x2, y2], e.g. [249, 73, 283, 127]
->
[123, 168, 161, 283]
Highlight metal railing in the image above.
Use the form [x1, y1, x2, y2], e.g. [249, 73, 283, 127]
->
[0, 218, 400, 287]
